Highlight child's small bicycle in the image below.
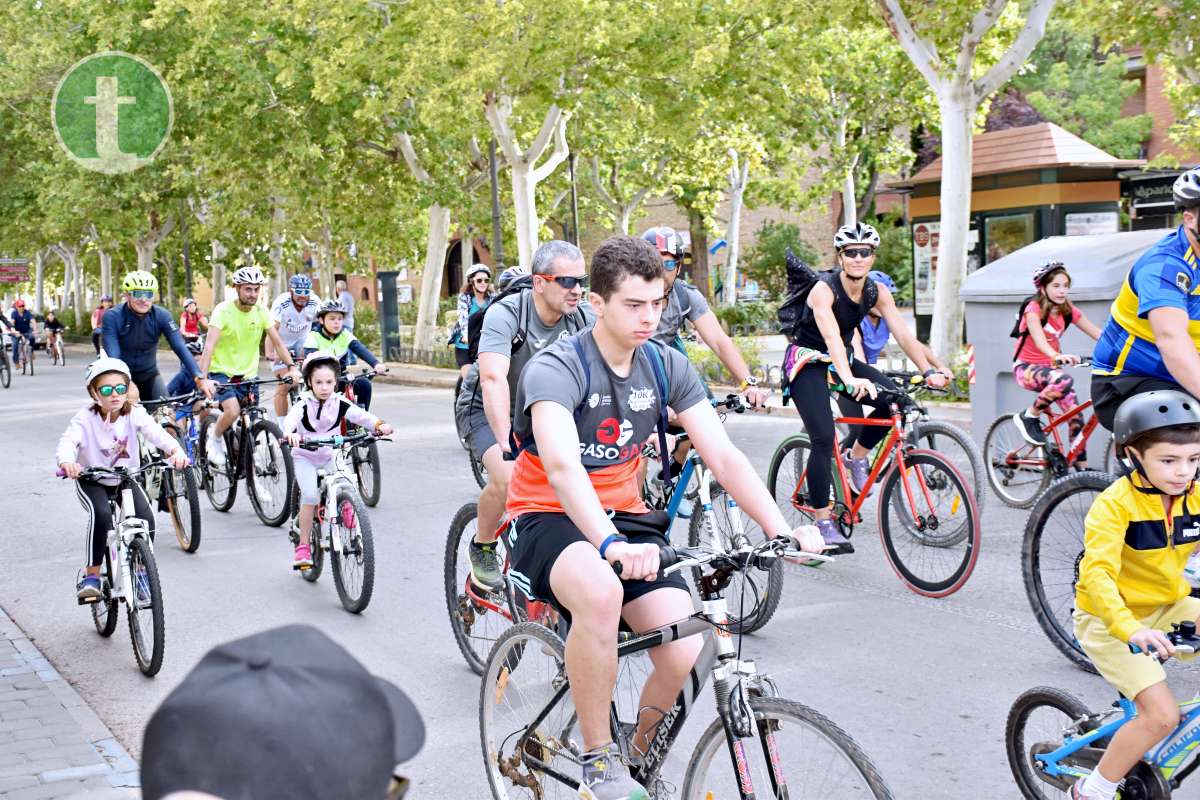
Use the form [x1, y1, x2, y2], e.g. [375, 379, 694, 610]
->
[1007, 621, 1200, 799]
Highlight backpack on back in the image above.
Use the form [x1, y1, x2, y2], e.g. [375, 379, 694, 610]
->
[776, 248, 822, 343]
[1010, 295, 1070, 360]
[466, 275, 586, 364]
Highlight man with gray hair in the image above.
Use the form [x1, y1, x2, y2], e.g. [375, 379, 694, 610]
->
[454, 240, 593, 588]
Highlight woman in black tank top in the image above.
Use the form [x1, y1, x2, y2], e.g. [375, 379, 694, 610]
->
[784, 222, 951, 553]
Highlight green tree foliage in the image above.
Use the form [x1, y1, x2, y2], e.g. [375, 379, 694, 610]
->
[740, 221, 820, 299]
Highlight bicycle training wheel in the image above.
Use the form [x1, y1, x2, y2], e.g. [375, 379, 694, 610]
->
[984, 414, 1052, 509]
[246, 419, 295, 527]
[445, 503, 525, 675]
[1023, 471, 1112, 673]
[878, 450, 979, 597]
[1005, 687, 1096, 799]
[688, 483, 783, 634]
[353, 440, 382, 507]
[330, 487, 375, 613]
[126, 537, 165, 677]
[165, 465, 202, 553]
[199, 416, 237, 512]
[91, 550, 119, 637]
[479, 622, 579, 800]
[680, 696, 894, 799]
[909, 419, 985, 512]
[767, 434, 818, 529]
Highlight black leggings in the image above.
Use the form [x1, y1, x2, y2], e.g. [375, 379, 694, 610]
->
[76, 478, 154, 567]
[788, 360, 897, 509]
[132, 371, 168, 414]
[92, 331, 102, 355]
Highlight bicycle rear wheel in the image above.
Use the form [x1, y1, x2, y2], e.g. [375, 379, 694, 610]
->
[165, 465, 202, 553]
[767, 434, 818, 528]
[91, 550, 118, 637]
[681, 696, 893, 799]
[1102, 432, 1121, 474]
[984, 414, 1052, 508]
[480, 622, 579, 800]
[246, 419, 294, 527]
[330, 487, 374, 613]
[1005, 687, 1096, 799]
[353, 441, 382, 507]
[909, 419, 985, 512]
[199, 416, 237, 511]
[126, 537, 165, 677]
[470, 449, 488, 490]
[0, 351, 9, 388]
[1023, 471, 1112, 673]
[878, 450, 979, 597]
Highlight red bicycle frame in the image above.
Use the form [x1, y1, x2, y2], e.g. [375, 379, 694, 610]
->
[461, 518, 555, 626]
[1002, 399, 1097, 470]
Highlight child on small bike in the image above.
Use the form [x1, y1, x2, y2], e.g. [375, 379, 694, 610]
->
[303, 300, 389, 412]
[56, 358, 189, 602]
[282, 352, 393, 571]
[1012, 262, 1102, 450]
[1070, 390, 1200, 800]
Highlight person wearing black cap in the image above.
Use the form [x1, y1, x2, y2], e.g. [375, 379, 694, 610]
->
[141, 624, 424, 799]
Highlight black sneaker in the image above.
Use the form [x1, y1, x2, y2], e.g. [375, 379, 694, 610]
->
[1012, 411, 1047, 446]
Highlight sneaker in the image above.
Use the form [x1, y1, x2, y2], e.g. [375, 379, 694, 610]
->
[579, 743, 650, 800]
[207, 428, 227, 467]
[468, 540, 502, 590]
[1013, 411, 1047, 446]
[844, 455, 872, 496]
[76, 575, 102, 603]
[134, 568, 152, 606]
[293, 543, 313, 570]
[1069, 777, 1098, 800]
[816, 519, 854, 554]
[676, 498, 692, 519]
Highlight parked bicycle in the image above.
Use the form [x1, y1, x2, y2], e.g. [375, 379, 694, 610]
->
[767, 370, 981, 597]
[479, 539, 895, 799]
[1007, 622, 1200, 799]
[60, 462, 166, 677]
[288, 431, 381, 613]
[199, 376, 295, 526]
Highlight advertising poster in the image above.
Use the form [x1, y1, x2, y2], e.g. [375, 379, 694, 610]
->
[913, 222, 939, 316]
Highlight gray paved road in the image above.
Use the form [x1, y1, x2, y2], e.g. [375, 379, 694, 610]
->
[2, 350, 1196, 799]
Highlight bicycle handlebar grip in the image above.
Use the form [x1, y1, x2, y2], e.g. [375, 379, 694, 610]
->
[55, 469, 66, 478]
[610, 545, 679, 579]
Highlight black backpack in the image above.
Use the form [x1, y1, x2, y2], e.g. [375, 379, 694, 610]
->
[776, 248, 822, 342]
[465, 277, 586, 363]
[1010, 295, 1070, 359]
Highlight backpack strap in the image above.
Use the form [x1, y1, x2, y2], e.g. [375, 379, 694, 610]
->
[1013, 300, 1055, 361]
[643, 341, 673, 493]
[510, 290, 531, 353]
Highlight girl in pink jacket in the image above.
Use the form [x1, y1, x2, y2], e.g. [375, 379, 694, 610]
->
[57, 358, 188, 602]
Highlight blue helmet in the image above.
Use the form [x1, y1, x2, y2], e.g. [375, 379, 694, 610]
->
[868, 270, 896, 293]
[289, 274, 313, 293]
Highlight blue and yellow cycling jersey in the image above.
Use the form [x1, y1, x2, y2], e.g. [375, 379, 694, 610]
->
[1093, 225, 1200, 381]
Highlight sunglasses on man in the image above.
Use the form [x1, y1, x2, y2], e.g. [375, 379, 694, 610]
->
[662, 258, 679, 272]
[293, 288, 311, 297]
[129, 290, 155, 301]
[538, 275, 589, 290]
[840, 247, 875, 260]
[96, 383, 129, 397]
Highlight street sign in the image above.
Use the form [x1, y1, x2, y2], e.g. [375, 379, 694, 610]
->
[0, 275, 23, 284]
[0, 258, 28, 266]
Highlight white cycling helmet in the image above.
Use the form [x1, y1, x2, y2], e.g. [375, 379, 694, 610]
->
[1174, 167, 1200, 210]
[231, 266, 266, 286]
[85, 357, 131, 389]
[496, 265, 529, 292]
[833, 222, 881, 250]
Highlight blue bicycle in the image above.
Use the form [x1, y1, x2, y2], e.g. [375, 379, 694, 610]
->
[1007, 622, 1200, 798]
[641, 394, 786, 634]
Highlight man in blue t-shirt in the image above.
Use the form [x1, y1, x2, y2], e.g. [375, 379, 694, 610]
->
[7, 299, 35, 370]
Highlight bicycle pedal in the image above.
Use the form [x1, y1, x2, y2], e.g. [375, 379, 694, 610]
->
[76, 596, 100, 606]
[293, 562, 313, 572]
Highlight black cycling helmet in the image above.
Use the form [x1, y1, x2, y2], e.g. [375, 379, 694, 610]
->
[1113, 390, 1200, 449]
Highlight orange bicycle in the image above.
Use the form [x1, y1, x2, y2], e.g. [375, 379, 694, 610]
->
[768, 371, 981, 598]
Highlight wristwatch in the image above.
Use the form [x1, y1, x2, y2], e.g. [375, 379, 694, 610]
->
[740, 375, 759, 390]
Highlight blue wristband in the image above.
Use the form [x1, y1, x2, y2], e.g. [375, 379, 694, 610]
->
[598, 533, 627, 560]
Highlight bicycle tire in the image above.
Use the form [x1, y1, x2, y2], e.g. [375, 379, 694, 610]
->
[91, 549, 118, 637]
[878, 450, 979, 597]
[1005, 686, 1096, 799]
[0, 352, 9, 388]
[687, 483, 783, 634]
[126, 537, 165, 677]
[165, 465, 202, 553]
[1023, 471, 1113, 674]
[330, 486, 375, 613]
[199, 416, 237, 512]
[353, 441, 382, 507]
[246, 419, 295, 527]
[984, 414, 1052, 508]
[479, 622, 577, 800]
[909, 419, 986, 512]
[680, 696, 894, 800]
[1102, 432, 1121, 474]
[304, 526, 326, 584]
[470, 450, 488, 490]
[767, 434, 818, 528]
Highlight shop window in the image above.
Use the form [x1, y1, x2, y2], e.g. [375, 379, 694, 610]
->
[984, 213, 1035, 264]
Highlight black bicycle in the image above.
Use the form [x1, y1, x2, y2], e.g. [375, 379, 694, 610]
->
[479, 540, 894, 799]
[199, 377, 295, 526]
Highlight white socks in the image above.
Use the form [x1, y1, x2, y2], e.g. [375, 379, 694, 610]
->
[1081, 771, 1119, 800]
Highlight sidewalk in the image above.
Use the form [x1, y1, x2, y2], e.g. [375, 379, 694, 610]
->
[0, 608, 138, 799]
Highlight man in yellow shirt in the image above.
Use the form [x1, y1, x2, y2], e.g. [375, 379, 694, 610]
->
[1072, 390, 1200, 800]
[196, 266, 301, 465]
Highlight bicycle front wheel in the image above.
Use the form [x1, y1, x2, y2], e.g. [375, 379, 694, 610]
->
[199, 415, 237, 511]
[91, 550, 118, 637]
[909, 419, 985, 512]
[480, 622, 579, 800]
[681, 696, 893, 799]
[0, 352, 9, 388]
[1024, 471, 1112, 673]
[766, 434, 817, 528]
[246, 419, 294, 527]
[984, 414, 1051, 508]
[1005, 687, 1094, 799]
[470, 449, 489, 490]
[165, 465, 202, 553]
[126, 537, 165, 677]
[878, 450, 979, 597]
[330, 487, 374, 613]
[353, 441, 382, 507]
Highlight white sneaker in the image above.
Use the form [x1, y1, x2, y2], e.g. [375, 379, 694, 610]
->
[207, 428, 227, 467]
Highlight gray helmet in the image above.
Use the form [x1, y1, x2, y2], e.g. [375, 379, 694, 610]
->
[496, 265, 528, 292]
[1113, 390, 1200, 448]
[1174, 167, 1200, 210]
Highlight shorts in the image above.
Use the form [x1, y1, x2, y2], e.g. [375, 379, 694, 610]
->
[1074, 595, 1200, 700]
[454, 347, 472, 368]
[466, 408, 498, 461]
[272, 341, 305, 373]
[1091, 374, 1184, 431]
[131, 371, 168, 413]
[211, 373, 255, 405]
[504, 511, 688, 619]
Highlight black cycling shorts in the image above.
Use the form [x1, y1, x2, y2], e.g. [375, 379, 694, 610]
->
[1091, 374, 1185, 431]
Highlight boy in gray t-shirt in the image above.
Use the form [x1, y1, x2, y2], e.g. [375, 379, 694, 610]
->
[499, 234, 825, 799]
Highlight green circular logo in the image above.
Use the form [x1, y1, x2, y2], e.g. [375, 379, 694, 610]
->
[51, 51, 173, 175]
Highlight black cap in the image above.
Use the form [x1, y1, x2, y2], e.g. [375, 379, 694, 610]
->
[141, 625, 424, 800]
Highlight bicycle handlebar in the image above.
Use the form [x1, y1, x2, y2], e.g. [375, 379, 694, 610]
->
[610, 536, 833, 577]
[1129, 621, 1200, 662]
[295, 431, 385, 450]
[212, 376, 294, 390]
[56, 458, 169, 480]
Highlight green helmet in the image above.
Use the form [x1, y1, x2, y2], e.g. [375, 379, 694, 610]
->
[122, 270, 159, 293]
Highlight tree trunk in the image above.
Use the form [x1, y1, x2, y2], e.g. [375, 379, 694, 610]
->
[723, 159, 748, 308]
[835, 113, 857, 228]
[182, 216, 193, 298]
[321, 224, 335, 297]
[33, 250, 46, 314]
[164, 250, 175, 308]
[462, 226, 474, 276]
[929, 87, 974, 359]
[510, 163, 538, 268]
[686, 206, 710, 302]
[72, 253, 85, 325]
[414, 204, 451, 352]
[211, 240, 226, 305]
[99, 249, 112, 298]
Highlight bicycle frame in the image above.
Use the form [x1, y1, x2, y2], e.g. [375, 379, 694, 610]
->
[462, 518, 555, 627]
[1002, 400, 1099, 471]
[312, 447, 360, 553]
[95, 477, 154, 608]
[1037, 695, 1200, 788]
